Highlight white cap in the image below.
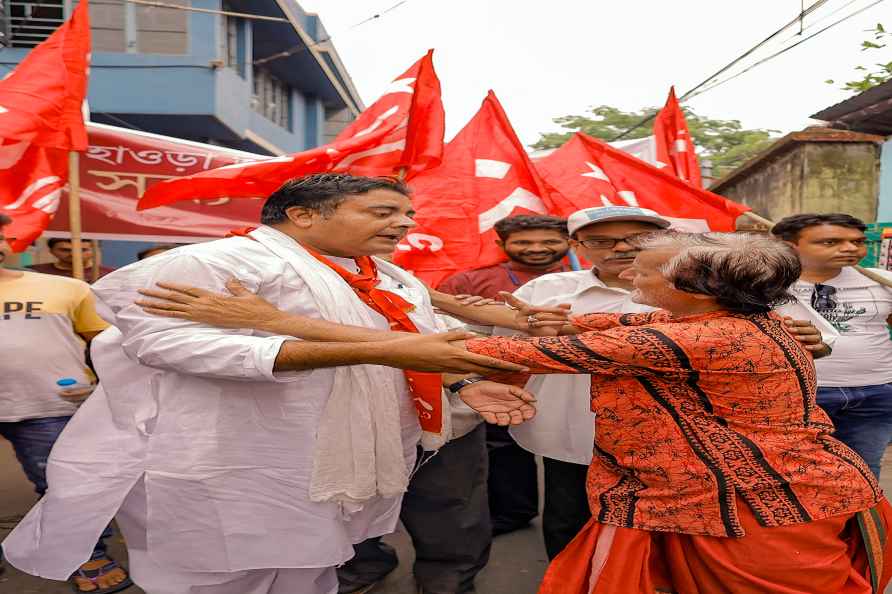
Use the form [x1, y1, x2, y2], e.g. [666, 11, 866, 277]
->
[567, 206, 671, 236]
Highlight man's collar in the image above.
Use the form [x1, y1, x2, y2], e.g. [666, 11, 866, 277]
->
[796, 266, 881, 289]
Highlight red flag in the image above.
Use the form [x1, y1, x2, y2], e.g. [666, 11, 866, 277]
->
[393, 91, 551, 286]
[653, 86, 702, 187]
[0, 1, 90, 251]
[536, 133, 748, 231]
[138, 50, 445, 210]
[332, 49, 444, 178]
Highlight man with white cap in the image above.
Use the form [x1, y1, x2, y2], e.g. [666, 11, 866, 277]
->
[499, 206, 671, 558]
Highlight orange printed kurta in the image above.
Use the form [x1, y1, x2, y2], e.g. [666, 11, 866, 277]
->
[467, 310, 882, 538]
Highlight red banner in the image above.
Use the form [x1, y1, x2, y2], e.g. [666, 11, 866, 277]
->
[46, 122, 267, 241]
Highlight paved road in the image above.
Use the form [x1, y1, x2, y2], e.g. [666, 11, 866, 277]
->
[2, 439, 890, 594]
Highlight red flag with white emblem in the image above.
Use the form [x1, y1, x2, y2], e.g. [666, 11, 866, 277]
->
[331, 49, 444, 178]
[138, 50, 444, 210]
[393, 91, 552, 286]
[0, 0, 90, 251]
[653, 86, 702, 187]
[536, 133, 748, 231]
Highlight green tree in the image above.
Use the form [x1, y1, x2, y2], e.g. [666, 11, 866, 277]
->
[826, 24, 890, 94]
[533, 105, 779, 178]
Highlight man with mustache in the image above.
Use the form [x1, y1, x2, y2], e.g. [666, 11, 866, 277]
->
[497, 206, 672, 559]
[437, 214, 571, 537]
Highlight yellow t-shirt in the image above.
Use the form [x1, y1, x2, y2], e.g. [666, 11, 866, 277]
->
[0, 271, 109, 421]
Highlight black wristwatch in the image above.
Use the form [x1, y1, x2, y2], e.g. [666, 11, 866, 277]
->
[447, 377, 486, 393]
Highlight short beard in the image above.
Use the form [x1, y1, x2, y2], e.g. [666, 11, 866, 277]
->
[506, 252, 565, 267]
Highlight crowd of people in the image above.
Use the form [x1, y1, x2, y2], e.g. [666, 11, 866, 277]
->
[2, 172, 892, 594]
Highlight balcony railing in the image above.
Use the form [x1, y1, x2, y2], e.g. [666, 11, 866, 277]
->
[1, 0, 65, 48]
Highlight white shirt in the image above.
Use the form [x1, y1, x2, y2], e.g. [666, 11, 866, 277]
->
[502, 270, 652, 464]
[790, 267, 892, 387]
[500, 269, 838, 465]
[3, 227, 428, 579]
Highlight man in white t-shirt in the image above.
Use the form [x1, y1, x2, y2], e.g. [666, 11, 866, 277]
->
[773, 213, 892, 477]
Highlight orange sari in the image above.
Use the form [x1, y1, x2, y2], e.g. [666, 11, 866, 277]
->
[539, 497, 892, 594]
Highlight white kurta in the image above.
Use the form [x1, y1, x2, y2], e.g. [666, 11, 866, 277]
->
[3, 226, 427, 579]
[500, 269, 840, 465]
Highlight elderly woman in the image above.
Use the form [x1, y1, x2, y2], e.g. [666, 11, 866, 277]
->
[458, 232, 891, 594]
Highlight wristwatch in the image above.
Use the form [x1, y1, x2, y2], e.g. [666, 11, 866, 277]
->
[447, 377, 486, 393]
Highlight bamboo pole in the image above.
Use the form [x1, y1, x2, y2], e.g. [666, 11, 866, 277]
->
[741, 211, 892, 290]
[68, 151, 84, 281]
[90, 239, 101, 283]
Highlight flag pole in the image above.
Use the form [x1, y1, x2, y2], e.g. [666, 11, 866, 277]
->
[90, 239, 101, 282]
[741, 211, 892, 289]
[67, 150, 85, 281]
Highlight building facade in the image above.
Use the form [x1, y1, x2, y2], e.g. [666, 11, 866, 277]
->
[710, 128, 885, 226]
[1, 0, 364, 269]
[0, 0, 363, 155]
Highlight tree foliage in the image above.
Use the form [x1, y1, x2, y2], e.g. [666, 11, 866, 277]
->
[826, 24, 891, 94]
[533, 105, 779, 178]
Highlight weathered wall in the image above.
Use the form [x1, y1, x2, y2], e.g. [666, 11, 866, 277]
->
[720, 142, 880, 225]
[877, 140, 892, 222]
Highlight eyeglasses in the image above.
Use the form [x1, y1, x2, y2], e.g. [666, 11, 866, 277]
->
[575, 234, 646, 250]
[811, 284, 838, 311]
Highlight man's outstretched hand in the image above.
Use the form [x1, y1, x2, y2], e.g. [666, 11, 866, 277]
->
[378, 331, 531, 376]
[457, 380, 537, 426]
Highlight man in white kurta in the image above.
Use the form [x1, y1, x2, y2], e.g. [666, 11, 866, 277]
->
[2, 175, 530, 594]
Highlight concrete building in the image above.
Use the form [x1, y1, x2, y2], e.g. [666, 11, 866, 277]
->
[710, 127, 885, 226]
[711, 81, 892, 230]
[811, 80, 892, 221]
[0, 0, 363, 155]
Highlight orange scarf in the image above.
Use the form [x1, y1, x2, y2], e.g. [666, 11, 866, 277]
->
[304, 248, 444, 434]
[227, 226, 444, 434]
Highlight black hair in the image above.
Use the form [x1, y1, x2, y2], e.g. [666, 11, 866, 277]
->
[260, 173, 411, 225]
[0, 213, 10, 227]
[493, 215, 568, 242]
[137, 244, 182, 260]
[48, 238, 69, 248]
[771, 213, 867, 242]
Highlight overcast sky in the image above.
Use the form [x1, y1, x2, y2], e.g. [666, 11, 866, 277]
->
[299, 0, 889, 146]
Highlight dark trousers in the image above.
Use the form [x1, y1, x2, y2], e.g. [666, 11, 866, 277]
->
[542, 457, 591, 560]
[817, 383, 892, 478]
[486, 424, 538, 535]
[0, 416, 111, 561]
[337, 423, 491, 594]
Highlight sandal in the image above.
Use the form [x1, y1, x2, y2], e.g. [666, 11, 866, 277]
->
[69, 557, 133, 594]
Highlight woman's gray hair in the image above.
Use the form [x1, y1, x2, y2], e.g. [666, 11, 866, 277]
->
[632, 231, 801, 314]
